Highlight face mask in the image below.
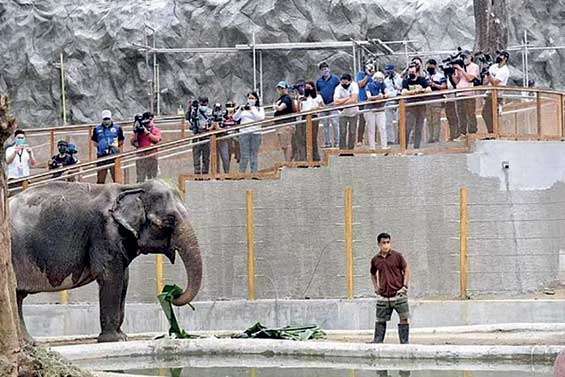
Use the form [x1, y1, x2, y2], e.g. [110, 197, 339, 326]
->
[496, 56, 503, 64]
[247, 99, 257, 107]
[304, 88, 314, 97]
[102, 119, 112, 127]
[409, 73, 416, 80]
[15, 138, 26, 146]
[58, 146, 67, 155]
[341, 83, 350, 89]
[200, 105, 208, 112]
[427, 67, 436, 75]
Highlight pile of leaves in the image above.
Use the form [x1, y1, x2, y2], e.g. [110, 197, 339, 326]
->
[157, 284, 199, 339]
[233, 322, 326, 341]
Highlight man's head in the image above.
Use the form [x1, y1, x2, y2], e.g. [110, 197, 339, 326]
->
[276, 81, 289, 96]
[340, 73, 352, 89]
[365, 63, 375, 76]
[496, 50, 509, 66]
[101, 110, 112, 127]
[57, 140, 68, 155]
[198, 96, 209, 107]
[411, 57, 423, 72]
[426, 59, 437, 75]
[14, 129, 26, 146]
[462, 50, 473, 65]
[407, 63, 418, 80]
[384, 64, 396, 77]
[373, 71, 385, 83]
[377, 232, 392, 253]
[319, 62, 331, 78]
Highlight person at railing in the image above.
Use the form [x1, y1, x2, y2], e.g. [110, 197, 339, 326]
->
[425, 59, 448, 144]
[401, 63, 431, 151]
[452, 51, 480, 141]
[48, 140, 79, 180]
[131, 111, 162, 183]
[444, 65, 462, 141]
[333, 73, 360, 151]
[297, 81, 323, 161]
[187, 97, 212, 175]
[5, 129, 36, 179]
[234, 91, 265, 173]
[355, 62, 375, 147]
[316, 62, 341, 148]
[273, 81, 295, 162]
[383, 64, 403, 145]
[91, 110, 124, 184]
[482, 51, 510, 135]
[365, 72, 388, 150]
[218, 101, 239, 173]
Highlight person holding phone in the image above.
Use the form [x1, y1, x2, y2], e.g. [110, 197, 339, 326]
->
[5, 129, 36, 179]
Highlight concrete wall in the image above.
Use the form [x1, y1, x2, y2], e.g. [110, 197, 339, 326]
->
[26, 141, 565, 305]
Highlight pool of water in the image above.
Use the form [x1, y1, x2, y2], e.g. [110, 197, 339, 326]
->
[88, 355, 554, 377]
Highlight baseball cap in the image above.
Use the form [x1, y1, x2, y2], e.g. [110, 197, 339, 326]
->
[318, 62, 329, 70]
[276, 81, 289, 89]
[384, 64, 395, 71]
[101, 110, 112, 120]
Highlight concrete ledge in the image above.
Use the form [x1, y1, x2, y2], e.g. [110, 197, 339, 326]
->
[25, 298, 565, 337]
[53, 338, 565, 365]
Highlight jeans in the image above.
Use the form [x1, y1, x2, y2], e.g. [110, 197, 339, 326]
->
[294, 117, 321, 161]
[192, 138, 210, 174]
[96, 157, 116, 184]
[239, 133, 262, 173]
[357, 105, 366, 144]
[385, 101, 398, 144]
[456, 97, 477, 135]
[406, 105, 426, 149]
[321, 108, 340, 147]
[364, 111, 387, 149]
[217, 139, 230, 173]
[445, 98, 460, 140]
[339, 114, 358, 150]
[482, 94, 500, 134]
[136, 156, 158, 183]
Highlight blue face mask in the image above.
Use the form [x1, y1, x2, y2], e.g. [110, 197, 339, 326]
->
[15, 138, 26, 146]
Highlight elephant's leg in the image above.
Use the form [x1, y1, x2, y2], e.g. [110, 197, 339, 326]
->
[117, 268, 129, 336]
[16, 290, 35, 345]
[97, 271, 128, 343]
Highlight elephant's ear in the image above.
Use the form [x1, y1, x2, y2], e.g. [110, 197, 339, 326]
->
[110, 188, 146, 238]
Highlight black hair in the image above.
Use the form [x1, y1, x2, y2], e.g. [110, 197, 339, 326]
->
[341, 73, 352, 81]
[426, 59, 437, 65]
[14, 129, 25, 136]
[198, 96, 209, 105]
[377, 232, 391, 243]
[247, 91, 261, 107]
[305, 80, 317, 98]
[319, 62, 329, 70]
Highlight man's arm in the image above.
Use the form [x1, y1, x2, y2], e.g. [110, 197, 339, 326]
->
[455, 65, 477, 82]
[485, 72, 502, 86]
[371, 271, 380, 293]
[345, 92, 358, 105]
[403, 264, 411, 288]
[146, 128, 161, 143]
[5, 148, 16, 164]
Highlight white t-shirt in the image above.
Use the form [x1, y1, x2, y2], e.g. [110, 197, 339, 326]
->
[301, 95, 324, 112]
[488, 64, 510, 86]
[5, 146, 32, 179]
[234, 106, 265, 133]
[333, 82, 359, 117]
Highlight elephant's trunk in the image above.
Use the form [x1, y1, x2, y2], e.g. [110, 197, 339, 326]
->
[170, 222, 202, 306]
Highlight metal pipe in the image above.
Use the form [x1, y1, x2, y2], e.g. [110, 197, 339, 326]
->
[252, 31, 257, 92]
[60, 52, 67, 125]
[259, 51, 264, 104]
[156, 63, 160, 116]
[524, 31, 529, 87]
[404, 40, 409, 67]
[152, 31, 157, 114]
[352, 44, 357, 75]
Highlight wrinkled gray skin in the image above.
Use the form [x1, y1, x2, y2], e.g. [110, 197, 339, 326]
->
[10, 180, 202, 343]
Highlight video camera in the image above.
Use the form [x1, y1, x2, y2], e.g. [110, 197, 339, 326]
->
[133, 112, 153, 134]
[439, 48, 466, 76]
[474, 51, 496, 82]
[211, 103, 226, 127]
[188, 97, 211, 134]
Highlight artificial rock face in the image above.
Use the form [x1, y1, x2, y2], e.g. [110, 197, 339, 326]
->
[0, 0, 562, 127]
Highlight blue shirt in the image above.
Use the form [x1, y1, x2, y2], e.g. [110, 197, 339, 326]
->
[91, 123, 124, 157]
[365, 81, 385, 109]
[316, 74, 340, 105]
[356, 71, 373, 102]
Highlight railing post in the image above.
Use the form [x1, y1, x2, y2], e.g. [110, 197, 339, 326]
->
[398, 99, 407, 154]
[536, 91, 542, 139]
[49, 129, 55, 156]
[88, 126, 94, 161]
[156, 255, 165, 295]
[246, 190, 256, 301]
[459, 187, 469, 300]
[344, 187, 354, 299]
[21, 180, 30, 191]
[210, 134, 218, 179]
[491, 89, 499, 137]
[181, 118, 187, 139]
[306, 114, 313, 163]
[59, 290, 69, 305]
[114, 157, 124, 184]
[560, 94, 565, 139]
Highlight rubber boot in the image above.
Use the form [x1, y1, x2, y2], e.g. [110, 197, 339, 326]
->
[398, 323, 409, 344]
[369, 322, 387, 343]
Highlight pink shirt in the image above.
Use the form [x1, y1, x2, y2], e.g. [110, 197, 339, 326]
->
[455, 63, 480, 89]
[135, 125, 162, 148]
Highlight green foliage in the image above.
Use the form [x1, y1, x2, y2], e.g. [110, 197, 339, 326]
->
[233, 322, 326, 341]
[157, 284, 198, 339]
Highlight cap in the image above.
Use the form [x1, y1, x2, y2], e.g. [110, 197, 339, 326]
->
[498, 50, 510, 59]
[57, 140, 68, 147]
[384, 64, 395, 71]
[276, 80, 289, 89]
[318, 62, 329, 70]
[101, 110, 112, 120]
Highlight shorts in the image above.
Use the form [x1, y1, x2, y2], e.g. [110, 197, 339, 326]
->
[376, 295, 410, 322]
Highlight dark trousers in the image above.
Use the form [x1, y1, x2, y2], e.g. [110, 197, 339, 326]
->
[357, 106, 366, 143]
[294, 117, 321, 161]
[482, 94, 499, 134]
[339, 115, 358, 150]
[406, 105, 426, 149]
[192, 139, 210, 174]
[217, 140, 230, 173]
[136, 156, 158, 183]
[445, 100, 460, 140]
[96, 158, 116, 184]
[456, 97, 477, 135]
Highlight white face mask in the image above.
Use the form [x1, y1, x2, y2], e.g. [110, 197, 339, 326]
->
[247, 99, 257, 107]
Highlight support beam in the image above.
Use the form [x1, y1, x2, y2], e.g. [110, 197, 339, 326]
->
[459, 187, 469, 300]
[156, 255, 165, 295]
[246, 190, 256, 301]
[306, 115, 313, 163]
[399, 99, 407, 153]
[114, 158, 124, 184]
[344, 187, 354, 300]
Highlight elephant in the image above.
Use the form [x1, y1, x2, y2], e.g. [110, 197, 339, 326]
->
[9, 179, 202, 343]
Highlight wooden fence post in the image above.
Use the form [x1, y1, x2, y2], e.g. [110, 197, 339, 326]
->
[491, 89, 499, 137]
[210, 134, 218, 179]
[88, 126, 94, 161]
[114, 157, 124, 184]
[246, 190, 256, 301]
[306, 114, 313, 163]
[398, 99, 407, 154]
[344, 187, 354, 299]
[49, 129, 55, 157]
[459, 187, 469, 299]
[156, 255, 165, 295]
[59, 290, 69, 305]
[181, 118, 187, 139]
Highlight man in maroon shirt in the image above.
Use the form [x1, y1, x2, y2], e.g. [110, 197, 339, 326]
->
[370, 232, 411, 344]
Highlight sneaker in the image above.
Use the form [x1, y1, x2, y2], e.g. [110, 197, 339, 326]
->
[382, 146, 391, 150]
[414, 152, 423, 156]
[453, 135, 466, 142]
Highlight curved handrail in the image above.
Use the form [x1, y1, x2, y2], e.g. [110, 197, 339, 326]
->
[7, 86, 564, 191]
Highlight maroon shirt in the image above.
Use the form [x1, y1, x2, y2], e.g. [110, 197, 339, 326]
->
[370, 250, 407, 298]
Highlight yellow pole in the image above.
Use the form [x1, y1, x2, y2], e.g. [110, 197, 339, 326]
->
[559, 94, 564, 139]
[60, 52, 67, 125]
[459, 187, 469, 299]
[536, 91, 542, 139]
[59, 290, 69, 305]
[246, 190, 256, 301]
[344, 187, 354, 299]
[156, 254, 165, 295]
[306, 114, 313, 163]
[398, 99, 407, 153]
[49, 129, 56, 157]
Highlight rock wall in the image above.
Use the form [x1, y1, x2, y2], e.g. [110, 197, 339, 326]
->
[0, 0, 563, 127]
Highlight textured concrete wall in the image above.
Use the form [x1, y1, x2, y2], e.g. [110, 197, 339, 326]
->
[26, 141, 565, 304]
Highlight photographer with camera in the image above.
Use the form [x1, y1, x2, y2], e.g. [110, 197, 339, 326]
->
[425, 59, 447, 144]
[91, 110, 124, 184]
[273, 81, 296, 162]
[187, 96, 212, 175]
[131, 111, 161, 183]
[355, 62, 375, 147]
[48, 139, 79, 179]
[5, 129, 36, 179]
[235, 92, 265, 173]
[451, 51, 480, 139]
[383, 64, 403, 145]
[401, 63, 431, 151]
[482, 51, 510, 134]
[209, 102, 233, 174]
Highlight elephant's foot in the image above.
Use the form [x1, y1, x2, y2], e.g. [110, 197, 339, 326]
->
[97, 330, 128, 343]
